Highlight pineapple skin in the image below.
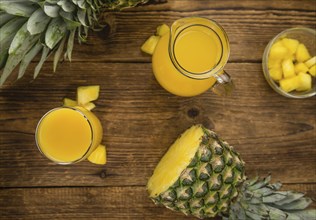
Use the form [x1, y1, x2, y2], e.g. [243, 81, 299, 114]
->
[148, 125, 245, 219]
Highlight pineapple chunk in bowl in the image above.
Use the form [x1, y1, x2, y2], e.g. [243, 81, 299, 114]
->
[262, 27, 316, 98]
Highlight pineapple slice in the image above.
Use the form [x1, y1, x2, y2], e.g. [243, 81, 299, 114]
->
[77, 85, 100, 106]
[279, 76, 299, 92]
[305, 56, 316, 68]
[83, 102, 96, 111]
[269, 41, 289, 60]
[281, 58, 295, 78]
[281, 38, 299, 54]
[269, 68, 283, 81]
[296, 44, 311, 62]
[88, 144, 107, 165]
[296, 72, 312, 91]
[309, 65, 316, 77]
[141, 35, 160, 55]
[63, 98, 77, 107]
[294, 63, 309, 74]
[156, 24, 170, 36]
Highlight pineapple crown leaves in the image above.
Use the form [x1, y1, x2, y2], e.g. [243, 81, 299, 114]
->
[222, 175, 316, 220]
[0, 0, 149, 86]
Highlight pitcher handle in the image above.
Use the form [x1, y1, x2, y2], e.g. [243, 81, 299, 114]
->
[211, 71, 235, 96]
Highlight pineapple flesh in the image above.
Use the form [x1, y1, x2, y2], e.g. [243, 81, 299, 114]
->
[141, 35, 160, 55]
[77, 85, 100, 106]
[88, 144, 107, 165]
[268, 37, 315, 93]
[148, 125, 316, 219]
[147, 125, 245, 218]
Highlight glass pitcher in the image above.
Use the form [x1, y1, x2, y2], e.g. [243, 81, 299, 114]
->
[152, 17, 234, 97]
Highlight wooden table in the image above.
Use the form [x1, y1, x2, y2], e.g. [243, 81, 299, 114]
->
[1, 1, 315, 219]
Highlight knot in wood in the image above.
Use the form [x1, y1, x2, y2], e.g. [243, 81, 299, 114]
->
[187, 107, 200, 118]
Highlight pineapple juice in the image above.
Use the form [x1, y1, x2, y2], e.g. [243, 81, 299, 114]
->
[36, 107, 103, 164]
[152, 21, 225, 97]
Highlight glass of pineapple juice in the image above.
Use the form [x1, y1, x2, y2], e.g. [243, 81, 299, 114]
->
[152, 17, 233, 97]
[35, 106, 103, 164]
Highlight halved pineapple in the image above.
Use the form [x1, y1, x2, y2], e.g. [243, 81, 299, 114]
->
[77, 85, 100, 106]
[147, 125, 205, 197]
[147, 125, 245, 218]
[88, 144, 107, 165]
[141, 35, 160, 55]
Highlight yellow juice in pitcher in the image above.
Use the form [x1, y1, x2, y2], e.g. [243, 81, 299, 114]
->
[152, 18, 229, 97]
[36, 107, 103, 164]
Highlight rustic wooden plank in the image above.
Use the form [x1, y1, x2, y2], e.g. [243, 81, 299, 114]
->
[61, 0, 316, 63]
[0, 62, 315, 187]
[0, 184, 315, 220]
[138, 0, 316, 12]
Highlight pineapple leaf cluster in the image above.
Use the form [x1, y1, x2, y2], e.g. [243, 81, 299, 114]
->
[0, 0, 149, 86]
[223, 175, 316, 220]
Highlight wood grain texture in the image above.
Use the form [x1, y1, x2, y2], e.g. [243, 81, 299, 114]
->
[1, 62, 315, 188]
[0, 0, 315, 219]
[69, 0, 316, 62]
[0, 184, 315, 220]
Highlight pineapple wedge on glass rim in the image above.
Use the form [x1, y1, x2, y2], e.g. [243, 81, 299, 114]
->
[147, 125, 315, 219]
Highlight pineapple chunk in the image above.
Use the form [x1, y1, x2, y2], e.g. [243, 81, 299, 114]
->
[269, 68, 283, 81]
[77, 85, 100, 106]
[281, 38, 299, 54]
[156, 24, 170, 36]
[88, 144, 107, 165]
[141, 35, 160, 55]
[305, 56, 316, 68]
[309, 65, 316, 77]
[269, 41, 289, 60]
[296, 72, 312, 91]
[268, 57, 281, 69]
[296, 44, 311, 62]
[294, 63, 309, 74]
[83, 102, 96, 111]
[63, 98, 77, 107]
[282, 58, 295, 78]
[279, 76, 299, 92]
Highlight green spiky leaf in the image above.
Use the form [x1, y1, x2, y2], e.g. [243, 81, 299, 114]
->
[0, 2, 36, 17]
[65, 29, 75, 61]
[53, 36, 66, 72]
[18, 41, 43, 79]
[57, 0, 76, 12]
[45, 17, 67, 49]
[34, 46, 50, 79]
[0, 0, 152, 86]
[0, 12, 15, 27]
[27, 8, 51, 35]
[43, 3, 60, 17]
